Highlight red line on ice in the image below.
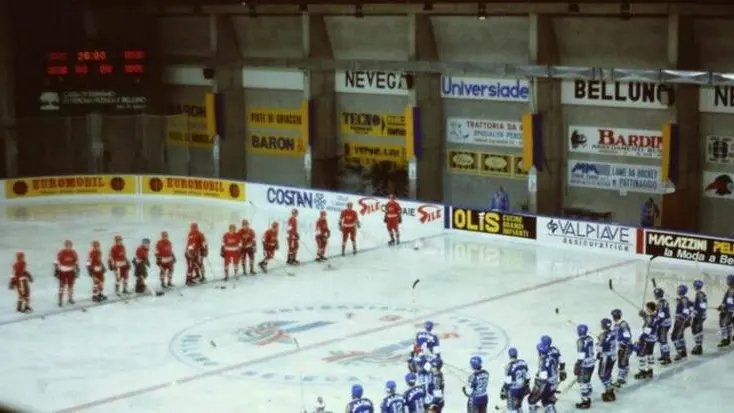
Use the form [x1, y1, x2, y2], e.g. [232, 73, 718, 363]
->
[54, 259, 635, 413]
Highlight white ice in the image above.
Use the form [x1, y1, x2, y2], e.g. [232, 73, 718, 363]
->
[0, 199, 731, 413]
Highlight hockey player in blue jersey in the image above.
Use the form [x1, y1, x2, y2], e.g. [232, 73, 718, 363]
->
[404, 373, 427, 413]
[574, 324, 596, 409]
[426, 358, 445, 412]
[528, 341, 559, 413]
[346, 384, 375, 413]
[716, 274, 734, 348]
[380, 380, 406, 413]
[500, 347, 529, 413]
[597, 318, 617, 403]
[671, 284, 693, 361]
[653, 288, 673, 364]
[415, 321, 441, 359]
[463, 356, 489, 413]
[610, 309, 632, 388]
[634, 301, 660, 380]
[691, 280, 708, 355]
[539, 335, 567, 382]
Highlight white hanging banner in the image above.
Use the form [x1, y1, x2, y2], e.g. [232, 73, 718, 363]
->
[446, 118, 523, 148]
[568, 125, 662, 158]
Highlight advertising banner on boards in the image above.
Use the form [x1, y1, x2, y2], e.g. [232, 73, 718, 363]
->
[141, 176, 245, 201]
[567, 160, 662, 193]
[440, 76, 530, 102]
[4, 175, 137, 199]
[446, 118, 523, 148]
[343, 141, 406, 167]
[644, 229, 734, 266]
[448, 206, 537, 239]
[335, 71, 410, 96]
[568, 126, 662, 158]
[702, 171, 734, 199]
[537, 217, 636, 253]
[561, 80, 672, 109]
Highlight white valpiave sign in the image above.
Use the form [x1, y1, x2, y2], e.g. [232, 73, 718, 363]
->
[335, 71, 410, 96]
[562, 80, 672, 109]
[446, 118, 523, 148]
[537, 217, 635, 253]
[568, 126, 662, 158]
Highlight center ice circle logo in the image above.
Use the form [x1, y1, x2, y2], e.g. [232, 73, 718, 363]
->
[169, 304, 509, 385]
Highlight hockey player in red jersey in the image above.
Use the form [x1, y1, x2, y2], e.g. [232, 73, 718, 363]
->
[55, 240, 79, 306]
[384, 194, 402, 246]
[187, 222, 208, 282]
[286, 209, 300, 265]
[339, 201, 360, 256]
[221, 224, 241, 281]
[155, 231, 175, 289]
[184, 242, 201, 286]
[315, 210, 330, 261]
[87, 240, 107, 302]
[108, 235, 131, 296]
[133, 239, 151, 294]
[9, 252, 33, 313]
[238, 219, 257, 275]
[258, 222, 279, 273]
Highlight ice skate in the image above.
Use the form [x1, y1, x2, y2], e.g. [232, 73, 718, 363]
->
[601, 390, 616, 402]
[717, 338, 730, 348]
[691, 345, 703, 355]
[612, 378, 626, 388]
[258, 261, 267, 273]
[575, 398, 591, 409]
[660, 356, 672, 365]
[633, 369, 653, 380]
[673, 350, 687, 361]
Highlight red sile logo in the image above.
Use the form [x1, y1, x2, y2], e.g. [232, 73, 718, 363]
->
[418, 205, 441, 224]
[358, 197, 381, 216]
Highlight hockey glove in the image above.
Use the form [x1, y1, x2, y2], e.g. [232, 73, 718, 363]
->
[398, 215, 402, 223]
[384, 215, 388, 223]
[559, 370, 567, 382]
[573, 361, 581, 377]
[357, 221, 361, 228]
[220, 246, 225, 258]
[500, 387, 507, 400]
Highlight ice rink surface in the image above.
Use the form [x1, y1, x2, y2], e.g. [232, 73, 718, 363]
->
[0, 199, 732, 413]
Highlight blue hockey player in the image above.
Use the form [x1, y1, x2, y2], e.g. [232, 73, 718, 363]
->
[597, 318, 617, 402]
[653, 288, 673, 364]
[634, 301, 660, 380]
[540, 335, 567, 382]
[426, 358, 445, 412]
[717, 274, 734, 347]
[415, 321, 441, 359]
[574, 324, 595, 409]
[671, 284, 693, 361]
[691, 280, 708, 355]
[610, 309, 632, 388]
[500, 347, 529, 413]
[404, 373, 427, 413]
[463, 356, 489, 413]
[528, 341, 559, 413]
[346, 384, 374, 413]
[380, 380, 406, 413]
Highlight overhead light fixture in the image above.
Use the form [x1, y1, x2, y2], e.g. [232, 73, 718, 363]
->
[477, 3, 487, 20]
[355, 3, 364, 18]
[423, 2, 433, 11]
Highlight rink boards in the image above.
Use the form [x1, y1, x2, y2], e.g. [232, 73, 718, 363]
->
[1, 173, 733, 270]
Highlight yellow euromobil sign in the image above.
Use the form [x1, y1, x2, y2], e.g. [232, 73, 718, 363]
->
[4, 175, 137, 199]
[141, 176, 246, 201]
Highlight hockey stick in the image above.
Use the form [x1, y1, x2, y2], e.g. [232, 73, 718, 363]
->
[641, 255, 659, 307]
[608, 279, 638, 308]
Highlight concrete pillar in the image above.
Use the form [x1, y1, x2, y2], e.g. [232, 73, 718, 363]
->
[661, 14, 700, 231]
[213, 15, 246, 180]
[0, 0, 13, 178]
[303, 14, 337, 190]
[528, 14, 563, 215]
[408, 13, 443, 202]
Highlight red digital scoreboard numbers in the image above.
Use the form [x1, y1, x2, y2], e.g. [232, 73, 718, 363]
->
[46, 49, 147, 77]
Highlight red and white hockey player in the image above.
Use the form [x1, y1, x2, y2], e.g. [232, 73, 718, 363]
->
[221, 224, 241, 281]
[184, 242, 202, 286]
[55, 240, 79, 306]
[155, 231, 176, 289]
[286, 209, 300, 265]
[238, 219, 257, 275]
[258, 222, 279, 273]
[384, 194, 402, 246]
[339, 201, 360, 256]
[87, 240, 107, 302]
[108, 235, 131, 296]
[315, 210, 330, 262]
[187, 223, 208, 282]
[9, 252, 33, 313]
[133, 239, 151, 294]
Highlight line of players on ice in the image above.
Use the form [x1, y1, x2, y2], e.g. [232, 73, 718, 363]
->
[338, 277, 734, 413]
[7, 198, 407, 313]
